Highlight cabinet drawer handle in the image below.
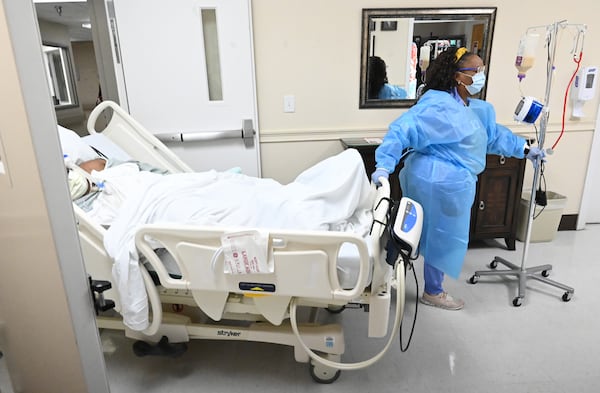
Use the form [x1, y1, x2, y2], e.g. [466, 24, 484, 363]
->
[499, 155, 506, 165]
[479, 201, 485, 210]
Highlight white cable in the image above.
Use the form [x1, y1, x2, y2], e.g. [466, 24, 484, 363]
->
[289, 258, 406, 371]
[210, 247, 225, 272]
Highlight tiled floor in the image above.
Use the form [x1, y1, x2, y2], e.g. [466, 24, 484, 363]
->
[102, 224, 600, 392]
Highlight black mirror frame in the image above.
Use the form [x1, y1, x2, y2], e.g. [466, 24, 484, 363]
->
[359, 7, 497, 109]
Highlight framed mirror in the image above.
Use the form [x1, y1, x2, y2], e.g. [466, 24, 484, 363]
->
[360, 7, 497, 109]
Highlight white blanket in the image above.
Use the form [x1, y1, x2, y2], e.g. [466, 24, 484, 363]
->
[101, 149, 374, 330]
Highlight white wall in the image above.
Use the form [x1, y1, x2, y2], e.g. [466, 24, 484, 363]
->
[252, 0, 600, 217]
[372, 18, 411, 88]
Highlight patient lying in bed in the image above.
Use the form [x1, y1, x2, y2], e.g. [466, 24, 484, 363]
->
[70, 158, 169, 225]
[71, 150, 373, 233]
[69, 149, 375, 331]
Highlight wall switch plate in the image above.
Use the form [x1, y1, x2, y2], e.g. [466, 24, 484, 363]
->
[283, 95, 295, 113]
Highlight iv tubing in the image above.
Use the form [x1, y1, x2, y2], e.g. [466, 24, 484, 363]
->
[289, 258, 406, 371]
[552, 51, 582, 150]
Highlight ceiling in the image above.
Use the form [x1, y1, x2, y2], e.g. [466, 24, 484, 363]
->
[35, 1, 92, 41]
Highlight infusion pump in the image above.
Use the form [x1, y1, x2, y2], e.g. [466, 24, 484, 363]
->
[572, 66, 598, 117]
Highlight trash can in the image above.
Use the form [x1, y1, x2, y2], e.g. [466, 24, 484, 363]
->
[516, 191, 567, 242]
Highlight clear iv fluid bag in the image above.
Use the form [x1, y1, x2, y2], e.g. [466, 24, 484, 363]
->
[515, 33, 540, 81]
[419, 45, 431, 72]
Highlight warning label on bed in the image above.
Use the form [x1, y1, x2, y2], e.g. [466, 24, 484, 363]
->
[221, 230, 273, 274]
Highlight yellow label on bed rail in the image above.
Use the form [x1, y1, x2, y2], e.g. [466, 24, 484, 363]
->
[239, 282, 275, 296]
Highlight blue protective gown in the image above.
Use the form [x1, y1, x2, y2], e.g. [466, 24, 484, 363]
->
[379, 84, 408, 100]
[375, 89, 526, 278]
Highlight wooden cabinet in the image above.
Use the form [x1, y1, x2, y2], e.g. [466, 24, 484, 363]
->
[470, 154, 525, 250]
[341, 139, 525, 250]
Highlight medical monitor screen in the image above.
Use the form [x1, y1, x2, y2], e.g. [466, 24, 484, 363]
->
[515, 99, 525, 115]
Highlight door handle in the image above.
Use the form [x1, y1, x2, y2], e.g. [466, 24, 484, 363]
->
[155, 119, 255, 143]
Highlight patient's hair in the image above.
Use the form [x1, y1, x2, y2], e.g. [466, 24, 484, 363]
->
[423, 47, 476, 94]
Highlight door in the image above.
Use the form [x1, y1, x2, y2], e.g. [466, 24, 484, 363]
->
[108, 0, 260, 176]
[578, 103, 600, 227]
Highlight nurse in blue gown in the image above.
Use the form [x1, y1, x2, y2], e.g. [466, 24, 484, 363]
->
[371, 47, 544, 310]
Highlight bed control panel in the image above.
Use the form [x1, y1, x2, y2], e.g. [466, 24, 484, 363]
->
[390, 197, 423, 260]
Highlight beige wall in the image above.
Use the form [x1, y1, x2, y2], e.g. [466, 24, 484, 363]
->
[0, 2, 90, 392]
[72, 41, 100, 113]
[252, 0, 600, 215]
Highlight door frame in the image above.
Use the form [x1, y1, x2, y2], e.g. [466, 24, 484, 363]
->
[577, 101, 600, 229]
[3, 0, 109, 390]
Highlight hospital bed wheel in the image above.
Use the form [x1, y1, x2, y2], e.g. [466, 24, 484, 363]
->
[468, 275, 479, 284]
[326, 305, 346, 314]
[541, 270, 550, 277]
[562, 292, 573, 302]
[309, 359, 341, 384]
[489, 260, 498, 269]
[132, 336, 187, 358]
[512, 297, 523, 307]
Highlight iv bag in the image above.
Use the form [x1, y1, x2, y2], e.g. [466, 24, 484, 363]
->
[419, 45, 431, 72]
[515, 33, 540, 81]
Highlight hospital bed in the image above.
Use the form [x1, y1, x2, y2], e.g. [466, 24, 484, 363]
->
[69, 100, 409, 383]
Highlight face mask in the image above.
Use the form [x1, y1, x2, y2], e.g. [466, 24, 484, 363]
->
[68, 170, 90, 199]
[465, 71, 486, 95]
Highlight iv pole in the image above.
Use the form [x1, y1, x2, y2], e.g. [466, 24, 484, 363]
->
[469, 20, 581, 306]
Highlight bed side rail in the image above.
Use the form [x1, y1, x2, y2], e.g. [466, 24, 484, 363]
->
[366, 178, 394, 337]
[72, 204, 121, 308]
[134, 225, 370, 324]
[87, 100, 193, 174]
[73, 204, 165, 336]
[368, 178, 393, 292]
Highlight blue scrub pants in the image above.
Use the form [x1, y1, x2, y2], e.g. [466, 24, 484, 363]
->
[424, 262, 444, 295]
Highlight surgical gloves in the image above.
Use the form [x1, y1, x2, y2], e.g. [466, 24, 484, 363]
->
[526, 146, 546, 168]
[371, 168, 389, 186]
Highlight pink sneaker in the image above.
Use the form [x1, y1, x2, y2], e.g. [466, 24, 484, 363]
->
[420, 291, 464, 310]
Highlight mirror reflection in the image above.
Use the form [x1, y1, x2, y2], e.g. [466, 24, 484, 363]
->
[360, 8, 497, 108]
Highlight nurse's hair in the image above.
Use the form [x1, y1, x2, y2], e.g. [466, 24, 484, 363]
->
[367, 56, 388, 99]
[423, 47, 476, 93]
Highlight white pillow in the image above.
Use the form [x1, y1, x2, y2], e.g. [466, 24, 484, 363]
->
[82, 133, 132, 161]
[57, 125, 99, 164]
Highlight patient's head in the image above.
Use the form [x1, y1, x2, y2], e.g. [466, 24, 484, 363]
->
[79, 158, 107, 173]
[68, 158, 106, 200]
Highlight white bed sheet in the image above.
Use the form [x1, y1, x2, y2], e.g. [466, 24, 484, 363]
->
[92, 149, 375, 331]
